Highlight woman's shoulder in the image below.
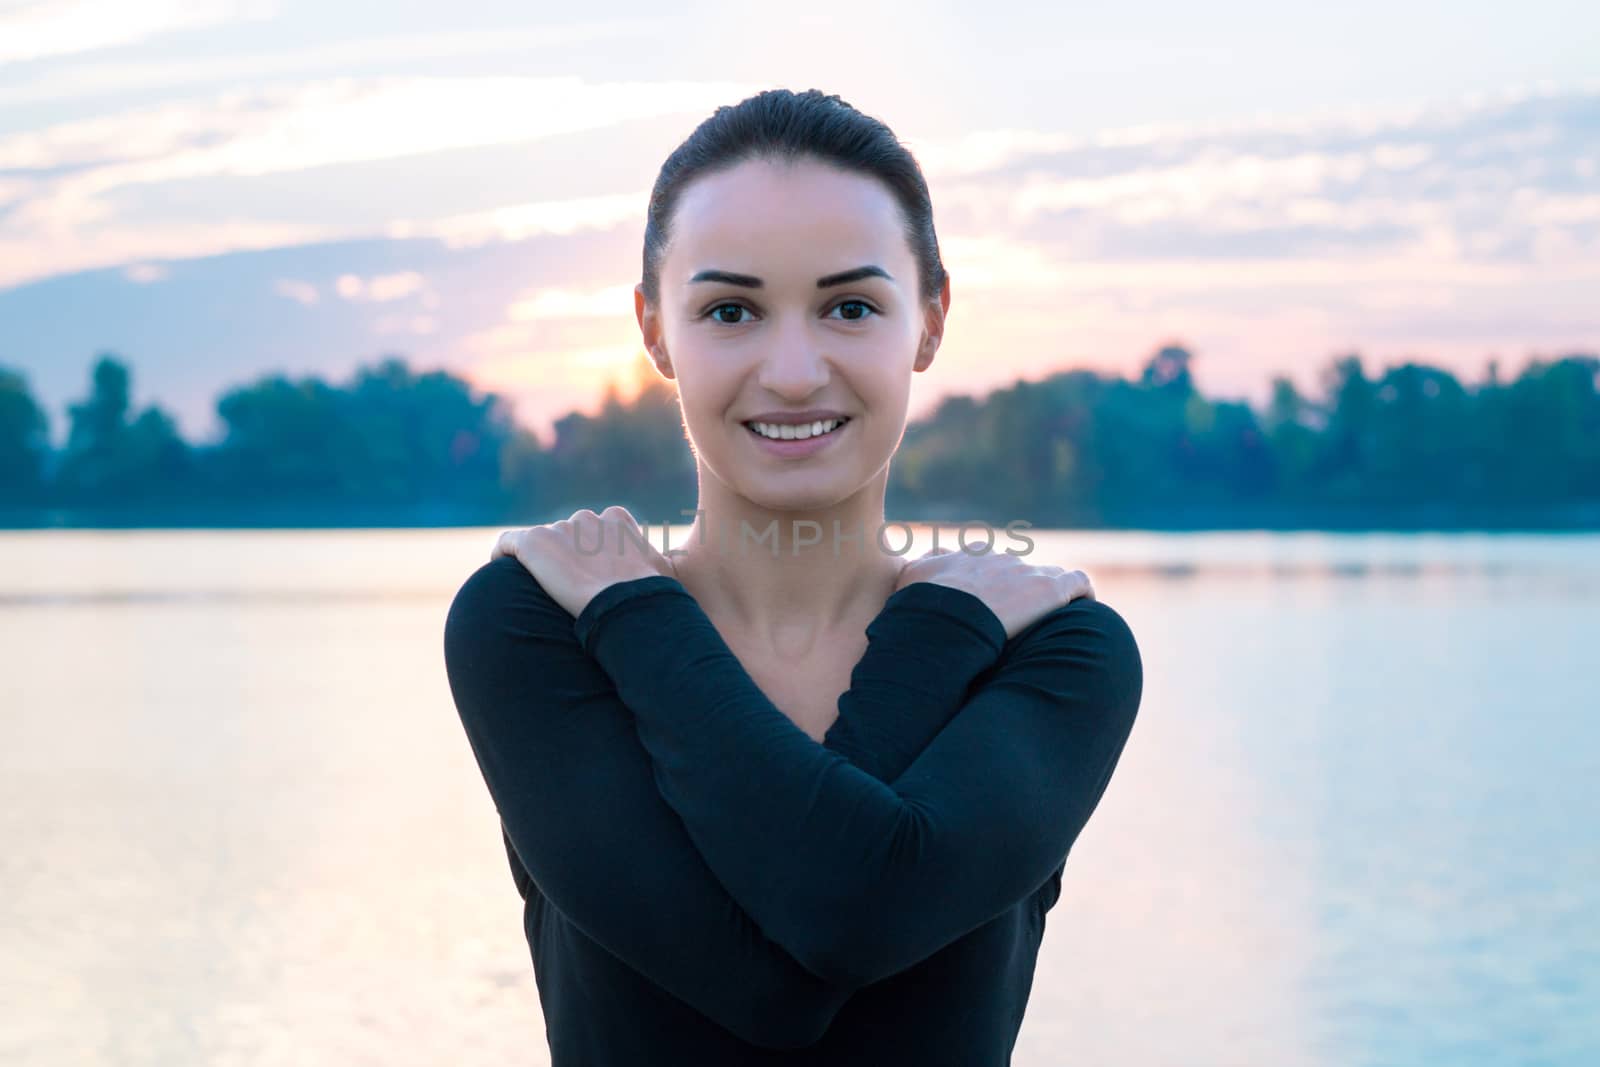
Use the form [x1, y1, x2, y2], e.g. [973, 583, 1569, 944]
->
[445, 556, 575, 645]
[1016, 594, 1136, 647]
[446, 558, 693, 648]
[996, 595, 1143, 713]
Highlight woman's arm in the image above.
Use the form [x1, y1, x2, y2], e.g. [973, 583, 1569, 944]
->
[442, 557, 1004, 1047]
[823, 578, 1007, 781]
[575, 574, 1143, 991]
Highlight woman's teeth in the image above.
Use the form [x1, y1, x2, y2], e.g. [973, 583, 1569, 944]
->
[745, 417, 848, 441]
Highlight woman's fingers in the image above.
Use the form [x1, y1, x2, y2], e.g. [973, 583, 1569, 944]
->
[1032, 564, 1094, 602]
[1062, 568, 1095, 601]
[490, 529, 522, 561]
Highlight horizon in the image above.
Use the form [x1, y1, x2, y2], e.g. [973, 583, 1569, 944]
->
[21, 340, 1594, 456]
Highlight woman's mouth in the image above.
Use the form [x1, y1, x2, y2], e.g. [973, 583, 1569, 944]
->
[741, 416, 851, 457]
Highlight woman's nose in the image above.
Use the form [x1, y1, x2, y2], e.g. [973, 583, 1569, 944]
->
[755, 321, 830, 397]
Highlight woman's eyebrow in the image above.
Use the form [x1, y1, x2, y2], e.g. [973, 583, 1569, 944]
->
[687, 265, 894, 289]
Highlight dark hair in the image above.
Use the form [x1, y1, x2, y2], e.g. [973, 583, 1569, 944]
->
[641, 88, 947, 308]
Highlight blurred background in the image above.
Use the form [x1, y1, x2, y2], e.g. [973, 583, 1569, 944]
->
[1, 2, 1596, 1065]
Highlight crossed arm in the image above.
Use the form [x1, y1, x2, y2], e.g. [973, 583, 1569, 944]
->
[442, 556, 1017, 1048]
[573, 572, 1143, 990]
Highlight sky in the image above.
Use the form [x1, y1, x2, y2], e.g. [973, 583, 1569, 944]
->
[1, 0, 1597, 447]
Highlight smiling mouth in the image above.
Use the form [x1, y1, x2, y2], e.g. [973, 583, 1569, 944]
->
[742, 416, 851, 442]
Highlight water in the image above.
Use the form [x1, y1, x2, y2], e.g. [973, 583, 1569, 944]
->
[1, 528, 1595, 1066]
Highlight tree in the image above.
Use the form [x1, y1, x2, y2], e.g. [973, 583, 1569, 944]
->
[209, 356, 518, 518]
[0, 366, 51, 503]
[55, 354, 192, 506]
[1262, 375, 1319, 497]
[541, 374, 695, 522]
[1311, 353, 1376, 503]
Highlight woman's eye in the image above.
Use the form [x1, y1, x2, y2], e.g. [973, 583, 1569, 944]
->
[829, 300, 877, 322]
[707, 302, 753, 325]
[704, 300, 877, 325]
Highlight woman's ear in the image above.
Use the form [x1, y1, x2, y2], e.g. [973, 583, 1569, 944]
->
[914, 275, 951, 373]
[635, 285, 675, 379]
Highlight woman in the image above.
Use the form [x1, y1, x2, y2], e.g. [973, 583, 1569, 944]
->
[443, 88, 1143, 1065]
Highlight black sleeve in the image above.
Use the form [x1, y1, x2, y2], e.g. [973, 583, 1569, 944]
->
[576, 574, 1143, 990]
[823, 578, 1007, 781]
[442, 557, 1004, 1047]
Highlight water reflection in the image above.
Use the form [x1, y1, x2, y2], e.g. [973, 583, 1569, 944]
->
[1, 529, 1594, 1065]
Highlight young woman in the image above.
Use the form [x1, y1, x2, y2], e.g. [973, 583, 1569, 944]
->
[443, 88, 1143, 1066]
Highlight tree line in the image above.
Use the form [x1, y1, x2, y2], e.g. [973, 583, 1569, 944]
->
[0, 343, 1596, 529]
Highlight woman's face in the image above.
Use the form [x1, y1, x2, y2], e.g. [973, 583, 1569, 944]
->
[637, 156, 947, 512]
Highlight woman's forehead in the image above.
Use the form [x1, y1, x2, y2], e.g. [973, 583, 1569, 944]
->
[668, 162, 908, 284]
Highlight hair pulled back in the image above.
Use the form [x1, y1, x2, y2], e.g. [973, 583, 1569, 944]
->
[641, 88, 947, 308]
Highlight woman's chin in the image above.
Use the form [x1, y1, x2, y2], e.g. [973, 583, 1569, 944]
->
[729, 470, 860, 513]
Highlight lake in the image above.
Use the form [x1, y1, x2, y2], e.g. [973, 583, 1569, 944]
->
[1, 528, 1595, 1066]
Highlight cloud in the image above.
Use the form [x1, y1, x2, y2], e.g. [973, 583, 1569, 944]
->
[506, 284, 638, 321]
[0, 75, 755, 288]
[922, 84, 1600, 275]
[0, 218, 345, 290]
[335, 271, 425, 303]
[0, 0, 276, 66]
[405, 192, 646, 248]
[372, 313, 438, 337]
[0, 18, 672, 105]
[0, 76, 749, 179]
[122, 263, 168, 283]
[273, 279, 317, 305]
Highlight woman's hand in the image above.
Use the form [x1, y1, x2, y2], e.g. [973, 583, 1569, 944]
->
[490, 506, 678, 619]
[894, 546, 1095, 641]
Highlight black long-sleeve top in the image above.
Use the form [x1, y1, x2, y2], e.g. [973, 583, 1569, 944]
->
[442, 556, 1142, 1065]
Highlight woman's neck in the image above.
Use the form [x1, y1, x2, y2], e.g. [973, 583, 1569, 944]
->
[668, 474, 904, 646]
